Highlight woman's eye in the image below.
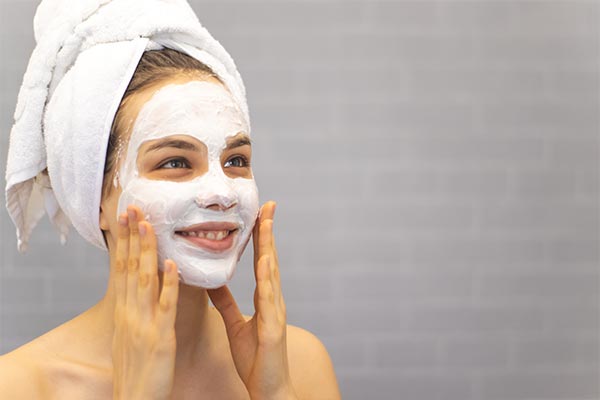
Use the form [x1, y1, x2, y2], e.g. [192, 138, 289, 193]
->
[159, 158, 190, 169]
[224, 156, 248, 168]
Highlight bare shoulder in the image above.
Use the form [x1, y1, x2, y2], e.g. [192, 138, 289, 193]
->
[286, 324, 341, 400]
[0, 346, 46, 398]
[0, 319, 112, 400]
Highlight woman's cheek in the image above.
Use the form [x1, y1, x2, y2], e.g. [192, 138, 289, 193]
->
[235, 178, 260, 232]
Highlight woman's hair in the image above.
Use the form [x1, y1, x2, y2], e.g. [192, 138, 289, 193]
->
[102, 48, 219, 198]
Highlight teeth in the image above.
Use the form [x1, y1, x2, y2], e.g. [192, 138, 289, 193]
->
[179, 230, 230, 240]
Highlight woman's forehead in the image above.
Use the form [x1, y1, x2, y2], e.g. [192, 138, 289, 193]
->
[128, 75, 228, 118]
[120, 74, 229, 135]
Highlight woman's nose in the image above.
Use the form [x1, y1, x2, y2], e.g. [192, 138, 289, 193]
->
[194, 182, 238, 211]
[203, 199, 237, 212]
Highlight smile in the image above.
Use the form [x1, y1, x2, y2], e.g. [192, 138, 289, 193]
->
[178, 230, 230, 240]
[174, 222, 239, 252]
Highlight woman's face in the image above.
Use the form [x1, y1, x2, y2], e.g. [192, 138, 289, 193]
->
[100, 75, 259, 288]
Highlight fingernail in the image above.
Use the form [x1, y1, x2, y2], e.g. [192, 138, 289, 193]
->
[127, 207, 135, 221]
[118, 215, 127, 227]
[165, 260, 172, 273]
[138, 222, 146, 236]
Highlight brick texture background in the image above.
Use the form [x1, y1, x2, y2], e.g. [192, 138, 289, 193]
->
[1, 1, 598, 399]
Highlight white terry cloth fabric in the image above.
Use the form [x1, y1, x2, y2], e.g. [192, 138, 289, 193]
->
[5, 0, 250, 252]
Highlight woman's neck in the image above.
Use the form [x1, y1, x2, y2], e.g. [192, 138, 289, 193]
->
[172, 283, 217, 364]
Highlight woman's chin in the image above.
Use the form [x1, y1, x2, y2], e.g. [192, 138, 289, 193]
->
[168, 256, 236, 289]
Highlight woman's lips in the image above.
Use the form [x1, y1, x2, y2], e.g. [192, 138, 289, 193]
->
[174, 222, 238, 252]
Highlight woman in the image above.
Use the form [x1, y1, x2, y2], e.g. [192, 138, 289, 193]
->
[1, 1, 340, 399]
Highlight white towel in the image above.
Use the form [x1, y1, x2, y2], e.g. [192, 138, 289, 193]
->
[5, 0, 250, 251]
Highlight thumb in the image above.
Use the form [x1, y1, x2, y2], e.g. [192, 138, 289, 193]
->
[208, 286, 245, 337]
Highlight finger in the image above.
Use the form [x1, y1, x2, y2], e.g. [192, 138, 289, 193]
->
[262, 201, 277, 260]
[256, 255, 278, 328]
[157, 260, 179, 335]
[126, 205, 141, 311]
[269, 261, 283, 317]
[266, 205, 280, 285]
[265, 210, 286, 324]
[251, 218, 272, 287]
[252, 201, 277, 311]
[252, 201, 275, 266]
[252, 203, 265, 280]
[252, 207, 262, 268]
[270, 203, 279, 266]
[137, 221, 159, 322]
[263, 216, 282, 313]
[114, 213, 129, 307]
[260, 201, 276, 223]
[252, 201, 277, 307]
[208, 286, 245, 337]
[258, 219, 274, 267]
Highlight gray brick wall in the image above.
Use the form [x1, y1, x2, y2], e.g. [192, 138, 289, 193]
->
[1, 1, 598, 399]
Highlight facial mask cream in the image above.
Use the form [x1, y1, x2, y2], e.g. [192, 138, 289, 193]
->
[116, 81, 259, 288]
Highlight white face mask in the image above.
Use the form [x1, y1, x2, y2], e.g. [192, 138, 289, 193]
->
[116, 81, 259, 288]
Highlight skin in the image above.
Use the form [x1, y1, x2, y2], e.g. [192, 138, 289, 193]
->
[0, 75, 341, 399]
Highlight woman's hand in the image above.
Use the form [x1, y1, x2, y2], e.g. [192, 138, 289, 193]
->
[208, 201, 299, 400]
[112, 206, 180, 400]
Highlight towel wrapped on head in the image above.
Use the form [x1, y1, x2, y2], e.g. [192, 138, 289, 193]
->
[5, 0, 250, 251]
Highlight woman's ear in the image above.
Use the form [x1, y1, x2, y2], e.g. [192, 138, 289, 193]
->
[99, 180, 121, 232]
[99, 204, 110, 231]
[99, 188, 116, 232]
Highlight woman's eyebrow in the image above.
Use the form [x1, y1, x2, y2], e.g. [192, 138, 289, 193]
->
[225, 134, 251, 150]
[145, 139, 199, 153]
